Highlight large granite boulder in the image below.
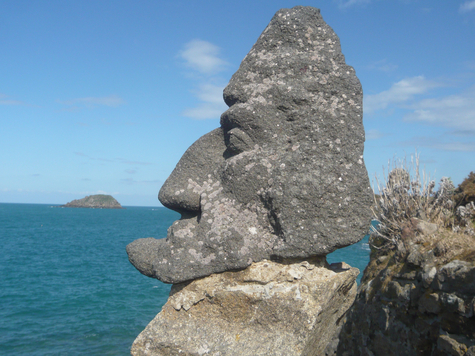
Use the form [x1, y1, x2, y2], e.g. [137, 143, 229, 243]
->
[130, 259, 359, 356]
[127, 6, 372, 284]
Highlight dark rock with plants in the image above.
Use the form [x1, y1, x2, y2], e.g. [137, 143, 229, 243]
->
[127, 5, 372, 285]
[331, 160, 475, 356]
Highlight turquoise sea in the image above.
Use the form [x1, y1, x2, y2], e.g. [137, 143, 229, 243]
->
[0, 203, 370, 355]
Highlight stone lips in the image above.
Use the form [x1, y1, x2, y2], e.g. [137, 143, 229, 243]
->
[127, 6, 373, 284]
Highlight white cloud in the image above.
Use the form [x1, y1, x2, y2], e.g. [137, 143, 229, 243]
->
[182, 83, 227, 120]
[336, 0, 371, 9]
[74, 152, 151, 165]
[117, 158, 151, 165]
[121, 178, 161, 185]
[436, 142, 475, 151]
[0, 93, 27, 105]
[180, 39, 228, 75]
[404, 86, 475, 131]
[460, 0, 475, 12]
[59, 95, 125, 109]
[183, 102, 226, 120]
[366, 129, 385, 140]
[364, 76, 440, 114]
[401, 135, 475, 152]
[366, 59, 398, 73]
[179, 40, 229, 119]
[195, 83, 225, 104]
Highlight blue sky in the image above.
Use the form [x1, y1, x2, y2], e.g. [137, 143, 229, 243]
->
[1, 0, 475, 206]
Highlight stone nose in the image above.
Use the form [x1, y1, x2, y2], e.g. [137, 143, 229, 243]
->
[158, 128, 228, 214]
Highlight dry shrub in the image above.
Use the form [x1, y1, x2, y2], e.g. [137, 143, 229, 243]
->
[371, 153, 455, 250]
[454, 171, 475, 207]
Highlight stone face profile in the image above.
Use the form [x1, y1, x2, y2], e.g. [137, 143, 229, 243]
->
[127, 6, 372, 284]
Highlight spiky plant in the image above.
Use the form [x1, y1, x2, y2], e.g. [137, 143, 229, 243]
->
[370, 153, 455, 249]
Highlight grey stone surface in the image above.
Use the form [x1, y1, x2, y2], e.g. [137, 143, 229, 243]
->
[130, 259, 359, 356]
[127, 6, 372, 284]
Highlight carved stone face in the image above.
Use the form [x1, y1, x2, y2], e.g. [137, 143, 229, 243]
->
[127, 6, 372, 284]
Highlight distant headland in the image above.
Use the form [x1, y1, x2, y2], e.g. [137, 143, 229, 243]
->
[62, 194, 124, 209]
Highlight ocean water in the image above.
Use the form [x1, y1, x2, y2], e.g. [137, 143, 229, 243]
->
[0, 203, 370, 355]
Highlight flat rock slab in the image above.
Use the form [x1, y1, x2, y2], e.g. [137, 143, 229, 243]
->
[131, 259, 358, 356]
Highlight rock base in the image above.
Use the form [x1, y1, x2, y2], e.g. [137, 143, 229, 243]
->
[131, 259, 358, 356]
[336, 229, 475, 356]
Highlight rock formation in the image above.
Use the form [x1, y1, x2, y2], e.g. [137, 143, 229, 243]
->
[334, 223, 475, 356]
[62, 194, 123, 209]
[127, 6, 373, 355]
[131, 260, 359, 356]
[127, 5, 372, 285]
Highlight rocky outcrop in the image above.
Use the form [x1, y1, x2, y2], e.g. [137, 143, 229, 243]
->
[335, 227, 475, 356]
[131, 259, 359, 356]
[127, 5, 372, 285]
[62, 194, 123, 209]
[127, 6, 371, 355]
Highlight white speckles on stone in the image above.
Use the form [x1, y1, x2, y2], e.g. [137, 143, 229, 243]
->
[245, 162, 256, 171]
[188, 248, 216, 265]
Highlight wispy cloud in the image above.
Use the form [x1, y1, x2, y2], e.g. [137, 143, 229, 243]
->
[366, 129, 386, 140]
[121, 178, 161, 185]
[58, 95, 125, 110]
[401, 135, 475, 152]
[335, 0, 371, 9]
[180, 39, 228, 74]
[74, 152, 151, 165]
[366, 59, 398, 73]
[460, 0, 475, 13]
[182, 83, 227, 120]
[117, 158, 151, 165]
[404, 85, 475, 131]
[364, 76, 441, 114]
[179, 40, 229, 120]
[0, 93, 27, 105]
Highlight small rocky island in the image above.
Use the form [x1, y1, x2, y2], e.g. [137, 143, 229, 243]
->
[62, 194, 123, 209]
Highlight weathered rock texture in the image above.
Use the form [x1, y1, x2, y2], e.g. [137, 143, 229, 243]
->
[131, 259, 359, 356]
[62, 194, 123, 209]
[334, 227, 475, 356]
[127, 6, 372, 284]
